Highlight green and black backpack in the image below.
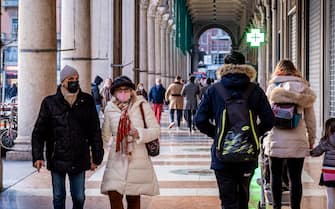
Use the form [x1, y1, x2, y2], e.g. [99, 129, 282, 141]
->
[215, 83, 260, 163]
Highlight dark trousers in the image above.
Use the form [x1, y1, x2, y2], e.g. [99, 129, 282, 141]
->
[170, 109, 182, 127]
[270, 157, 304, 209]
[186, 109, 196, 132]
[215, 168, 254, 209]
[108, 191, 140, 209]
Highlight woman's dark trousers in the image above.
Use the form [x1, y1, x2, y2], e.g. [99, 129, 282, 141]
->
[270, 157, 304, 209]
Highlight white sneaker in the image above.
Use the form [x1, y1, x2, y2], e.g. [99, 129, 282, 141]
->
[168, 122, 175, 129]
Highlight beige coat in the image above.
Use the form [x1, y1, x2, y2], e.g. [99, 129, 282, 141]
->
[165, 81, 184, 110]
[263, 75, 316, 158]
[100, 96, 160, 196]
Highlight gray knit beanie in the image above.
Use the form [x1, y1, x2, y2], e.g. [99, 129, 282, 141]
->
[60, 65, 79, 82]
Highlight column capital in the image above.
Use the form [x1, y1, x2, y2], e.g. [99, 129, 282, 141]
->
[140, 0, 149, 10]
[147, 2, 158, 17]
[155, 6, 165, 22]
[161, 13, 170, 29]
[141, 0, 149, 6]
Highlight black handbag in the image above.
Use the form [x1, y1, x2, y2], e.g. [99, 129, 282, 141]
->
[139, 102, 160, 157]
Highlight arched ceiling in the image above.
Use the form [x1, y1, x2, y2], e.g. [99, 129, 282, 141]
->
[186, 0, 250, 25]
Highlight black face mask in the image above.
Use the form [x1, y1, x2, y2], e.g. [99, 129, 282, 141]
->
[67, 81, 80, 93]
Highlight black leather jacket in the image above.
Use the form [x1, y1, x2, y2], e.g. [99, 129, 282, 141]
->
[32, 86, 104, 174]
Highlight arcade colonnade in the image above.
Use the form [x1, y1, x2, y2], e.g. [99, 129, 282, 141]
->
[14, 0, 189, 159]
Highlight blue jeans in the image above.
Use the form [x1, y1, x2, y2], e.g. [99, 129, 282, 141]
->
[51, 171, 86, 209]
[170, 109, 182, 127]
[95, 105, 101, 114]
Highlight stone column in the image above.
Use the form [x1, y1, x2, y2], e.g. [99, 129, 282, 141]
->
[147, 3, 156, 89]
[15, 0, 57, 159]
[160, 13, 169, 87]
[173, 28, 178, 79]
[166, 19, 173, 86]
[154, 8, 164, 80]
[272, 0, 278, 71]
[139, 0, 149, 88]
[176, 49, 181, 79]
[171, 26, 176, 82]
[265, 0, 272, 85]
[61, 0, 92, 93]
[257, 7, 267, 90]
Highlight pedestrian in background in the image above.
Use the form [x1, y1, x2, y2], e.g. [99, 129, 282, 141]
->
[32, 65, 104, 209]
[165, 76, 184, 130]
[100, 78, 113, 113]
[91, 75, 104, 113]
[136, 83, 148, 100]
[101, 76, 160, 209]
[199, 78, 212, 100]
[148, 78, 166, 124]
[181, 75, 199, 133]
[311, 118, 335, 209]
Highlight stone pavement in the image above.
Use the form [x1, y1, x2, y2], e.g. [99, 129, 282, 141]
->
[0, 110, 328, 209]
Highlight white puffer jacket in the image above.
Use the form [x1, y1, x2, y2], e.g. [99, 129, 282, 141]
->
[100, 96, 160, 196]
[264, 75, 316, 158]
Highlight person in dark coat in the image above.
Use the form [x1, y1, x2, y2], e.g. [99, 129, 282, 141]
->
[148, 78, 166, 124]
[8, 83, 18, 99]
[181, 75, 200, 133]
[32, 65, 104, 209]
[91, 75, 104, 113]
[194, 51, 274, 209]
[199, 78, 212, 100]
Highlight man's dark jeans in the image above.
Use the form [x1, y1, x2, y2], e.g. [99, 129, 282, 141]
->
[51, 171, 85, 209]
[215, 168, 254, 209]
[170, 109, 182, 127]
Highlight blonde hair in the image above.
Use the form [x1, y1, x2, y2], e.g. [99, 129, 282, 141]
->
[273, 59, 302, 77]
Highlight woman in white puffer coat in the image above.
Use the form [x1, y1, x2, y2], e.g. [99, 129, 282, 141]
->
[264, 60, 316, 209]
[100, 76, 160, 209]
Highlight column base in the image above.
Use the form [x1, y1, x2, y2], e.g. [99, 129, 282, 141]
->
[5, 135, 32, 161]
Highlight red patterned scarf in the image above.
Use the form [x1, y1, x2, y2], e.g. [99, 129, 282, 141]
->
[115, 101, 131, 154]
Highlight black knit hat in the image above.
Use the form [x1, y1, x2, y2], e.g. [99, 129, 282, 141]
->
[94, 75, 103, 85]
[224, 51, 245, 65]
[110, 76, 135, 94]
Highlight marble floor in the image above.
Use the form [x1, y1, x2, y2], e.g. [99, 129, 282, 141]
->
[0, 111, 328, 209]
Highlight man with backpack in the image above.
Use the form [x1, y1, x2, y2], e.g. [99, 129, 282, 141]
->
[194, 51, 274, 209]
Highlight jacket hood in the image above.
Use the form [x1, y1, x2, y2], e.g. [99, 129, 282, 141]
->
[216, 64, 257, 81]
[268, 76, 316, 108]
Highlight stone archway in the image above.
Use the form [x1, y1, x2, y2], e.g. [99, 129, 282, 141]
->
[191, 23, 236, 72]
[194, 23, 237, 49]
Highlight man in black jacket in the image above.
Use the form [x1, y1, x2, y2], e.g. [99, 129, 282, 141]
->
[32, 65, 104, 209]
